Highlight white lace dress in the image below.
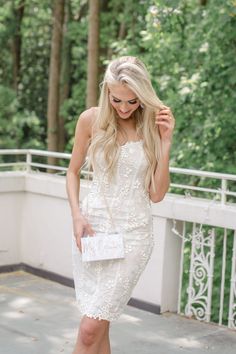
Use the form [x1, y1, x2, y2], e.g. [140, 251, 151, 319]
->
[71, 140, 154, 321]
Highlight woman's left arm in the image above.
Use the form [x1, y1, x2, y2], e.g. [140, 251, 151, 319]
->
[149, 106, 175, 203]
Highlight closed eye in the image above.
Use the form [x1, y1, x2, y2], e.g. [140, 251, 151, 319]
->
[112, 98, 138, 104]
[112, 98, 121, 103]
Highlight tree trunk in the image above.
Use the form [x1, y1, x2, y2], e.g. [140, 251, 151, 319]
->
[58, 0, 72, 153]
[11, 0, 25, 92]
[199, 0, 207, 5]
[86, 0, 100, 109]
[118, 21, 126, 40]
[47, 0, 65, 171]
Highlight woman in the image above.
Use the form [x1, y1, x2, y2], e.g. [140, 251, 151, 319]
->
[66, 56, 175, 354]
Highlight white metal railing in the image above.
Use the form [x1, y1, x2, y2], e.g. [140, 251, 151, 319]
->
[0, 149, 71, 174]
[170, 167, 236, 205]
[1, 148, 236, 205]
[1, 148, 236, 329]
[172, 220, 236, 330]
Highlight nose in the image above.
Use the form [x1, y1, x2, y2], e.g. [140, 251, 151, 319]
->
[120, 102, 129, 112]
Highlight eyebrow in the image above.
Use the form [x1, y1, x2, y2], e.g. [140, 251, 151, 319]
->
[111, 95, 138, 102]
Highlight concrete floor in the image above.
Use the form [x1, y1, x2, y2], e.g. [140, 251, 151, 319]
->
[0, 271, 236, 354]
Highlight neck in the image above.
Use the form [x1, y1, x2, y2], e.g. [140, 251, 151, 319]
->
[116, 115, 136, 130]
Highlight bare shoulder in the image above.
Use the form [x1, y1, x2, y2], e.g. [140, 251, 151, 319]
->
[79, 106, 98, 120]
[77, 106, 99, 139]
[78, 106, 98, 126]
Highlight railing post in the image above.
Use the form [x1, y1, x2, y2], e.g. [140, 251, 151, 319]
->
[26, 151, 32, 173]
[221, 179, 227, 205]
[228, 230, 236, 329]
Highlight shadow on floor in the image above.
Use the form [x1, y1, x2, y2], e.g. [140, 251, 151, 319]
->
[0, 271, 236, 354]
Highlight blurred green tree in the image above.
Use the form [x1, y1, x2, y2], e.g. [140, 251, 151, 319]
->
[0, 0, 235, 175]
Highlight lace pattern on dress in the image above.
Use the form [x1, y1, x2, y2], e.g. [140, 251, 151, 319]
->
[72, 141, 154, 321]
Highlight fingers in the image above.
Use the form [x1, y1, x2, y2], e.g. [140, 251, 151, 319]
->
[84, 223, 95, 237]
[81, 216, 95, 236]
[156, 121, 170, 127]
[155, 106, 175, 127]
[158, 106, 172, 119]
[76, 236, 82, 253]
[73, 216, 95, 253]
[155, 115, 172, 127]
[73, 216, 93, 252]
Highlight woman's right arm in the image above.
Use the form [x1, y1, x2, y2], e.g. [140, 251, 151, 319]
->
[66, 108, 96, 251]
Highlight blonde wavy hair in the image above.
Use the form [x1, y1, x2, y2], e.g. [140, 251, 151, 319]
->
[86, 56, 165, 193]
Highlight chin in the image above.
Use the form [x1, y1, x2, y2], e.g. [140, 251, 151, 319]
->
[116, 110, 133, 119]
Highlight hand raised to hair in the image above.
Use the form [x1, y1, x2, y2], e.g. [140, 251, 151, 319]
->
[155, 105, 175, 143]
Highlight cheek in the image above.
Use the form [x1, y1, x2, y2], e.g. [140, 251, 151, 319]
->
[130, 103, 140, 111]
[110, 102, 117, 110]
[109, 99, 118, 111]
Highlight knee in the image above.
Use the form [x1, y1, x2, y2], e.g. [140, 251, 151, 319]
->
[79, 319, 102, 347]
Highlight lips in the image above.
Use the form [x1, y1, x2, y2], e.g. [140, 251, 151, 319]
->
[118, 109, 131, 115]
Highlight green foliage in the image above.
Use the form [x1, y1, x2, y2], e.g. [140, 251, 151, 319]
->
[0, 85, 44, 149]
[0, 1, 17, 86]
[0, 0, 235, 173]
[19, 0, 52, 119]
[140, 0, 236, 173]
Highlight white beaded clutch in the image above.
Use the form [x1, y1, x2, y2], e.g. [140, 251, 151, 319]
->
[81, 232, 125, 262]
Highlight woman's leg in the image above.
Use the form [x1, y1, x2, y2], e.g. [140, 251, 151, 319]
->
[72, 316, 110, 354]
[98, 323, 111, 354]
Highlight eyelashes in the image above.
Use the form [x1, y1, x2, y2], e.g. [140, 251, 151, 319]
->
[112, 98, 138, 105]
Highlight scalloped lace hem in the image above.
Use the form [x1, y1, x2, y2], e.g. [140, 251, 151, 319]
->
[80, 311, 121, 322]
[75, 302, 121, 322]
[82, 313, 114, 321]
